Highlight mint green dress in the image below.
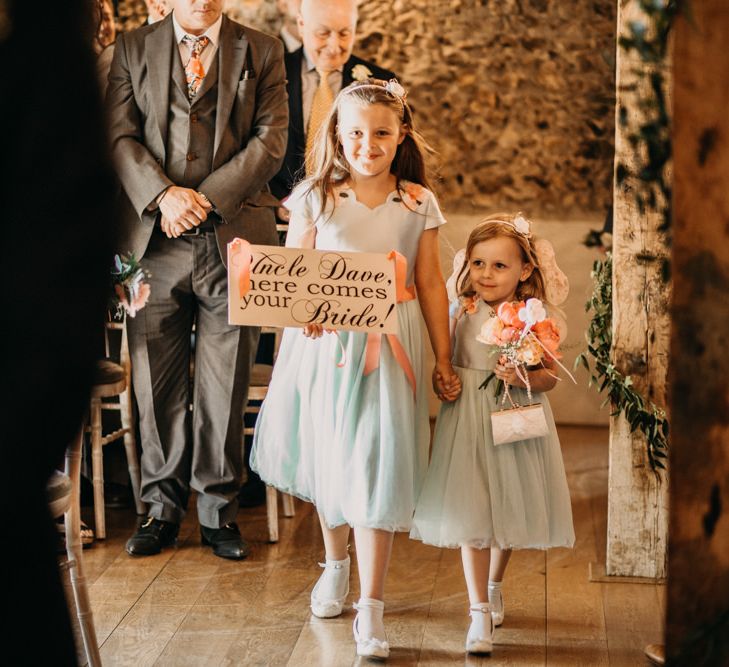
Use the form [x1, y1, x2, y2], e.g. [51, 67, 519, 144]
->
[411, 298, 575, 549]
[251, 182, 445, 531]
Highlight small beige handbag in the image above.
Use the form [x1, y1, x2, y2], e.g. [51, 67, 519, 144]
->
[490, 402, 549, 446]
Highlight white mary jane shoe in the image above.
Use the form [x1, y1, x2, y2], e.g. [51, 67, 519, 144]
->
[353, 598, 389, 659]
[310, 555, 350, 618]
[466, 603, 493, 655]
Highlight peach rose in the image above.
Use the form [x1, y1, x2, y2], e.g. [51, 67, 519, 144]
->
[500, 327, 520, 343]
[497, 301, 525, 329]
[533, 318, 562, 359]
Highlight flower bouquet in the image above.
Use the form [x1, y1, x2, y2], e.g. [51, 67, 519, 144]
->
[476, 298, 566, 445]
[110, 253, 150, 319]
[477, 297, 562, 394]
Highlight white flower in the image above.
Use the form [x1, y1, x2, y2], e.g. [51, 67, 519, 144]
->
[351, 64, 373, 81]
[385, 79, 406, 99]
[516, 336, 543, 365]
[512, 214, 531, 237]
[476, 316, 504, 346]
[518, 298, 547, 328]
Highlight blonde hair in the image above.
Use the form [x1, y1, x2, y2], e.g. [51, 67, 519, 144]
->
[457, 214, 547, 301]
[300, 78, 434, 219]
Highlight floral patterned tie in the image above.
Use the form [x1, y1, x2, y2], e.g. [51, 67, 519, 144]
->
[182, 35, 210, 100]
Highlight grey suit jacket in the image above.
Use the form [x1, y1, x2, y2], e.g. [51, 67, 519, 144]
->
[107, 14, 288, 263]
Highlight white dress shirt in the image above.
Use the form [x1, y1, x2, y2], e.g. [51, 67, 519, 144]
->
[172, 12, 222, 76]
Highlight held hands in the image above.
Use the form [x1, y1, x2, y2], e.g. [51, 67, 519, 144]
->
[159, 187, 212, 238]
[433, 361, 461, 402]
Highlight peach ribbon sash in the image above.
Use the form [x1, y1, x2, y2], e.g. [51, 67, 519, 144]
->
[363, 250, 417, 396]
[228, 238, 252, 297]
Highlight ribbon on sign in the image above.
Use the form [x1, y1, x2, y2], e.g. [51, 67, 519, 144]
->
[363, 250, 417, 396]
[228, 238, 252, 297]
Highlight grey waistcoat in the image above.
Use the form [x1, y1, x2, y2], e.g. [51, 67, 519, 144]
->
[165, 50, 219, 189]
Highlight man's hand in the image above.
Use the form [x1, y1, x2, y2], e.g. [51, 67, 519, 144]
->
[160, 216, 185, 238]
[158, 186, 209, 230]
[277, 206, 290, 222]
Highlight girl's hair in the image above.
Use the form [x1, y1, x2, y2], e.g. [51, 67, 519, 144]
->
[457, 214, 547, 301]
[301, 78, 434, 219]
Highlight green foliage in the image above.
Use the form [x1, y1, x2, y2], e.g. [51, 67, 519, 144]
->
[575, 254, 669, 475]
[110, 252, 147, 320]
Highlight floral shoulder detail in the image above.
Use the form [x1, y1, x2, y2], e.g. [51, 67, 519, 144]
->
[450, 294, 481, 321]
[398, 181, 428, 210]
[460, 294, 481, 315]
[351, 64, 373, 81]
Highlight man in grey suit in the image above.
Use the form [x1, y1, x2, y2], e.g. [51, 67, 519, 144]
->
[107, 0, 288, 559]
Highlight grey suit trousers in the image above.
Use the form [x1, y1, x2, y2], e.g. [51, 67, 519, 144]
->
[127, 229, 258, 528]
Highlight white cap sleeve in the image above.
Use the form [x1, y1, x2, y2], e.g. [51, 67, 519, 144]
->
[423, 189, 447, 230]
[284, 184, 317, 249]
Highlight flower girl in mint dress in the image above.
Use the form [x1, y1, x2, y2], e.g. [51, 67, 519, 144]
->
[411, 214, 575, 655]
[251, 78, 460, 659]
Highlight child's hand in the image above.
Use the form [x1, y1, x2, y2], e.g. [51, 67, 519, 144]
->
[494, 357, 521, 387]
[303, 323, 324, 338]
[433, 362, 462, 402]
[302, 324, 337, 338]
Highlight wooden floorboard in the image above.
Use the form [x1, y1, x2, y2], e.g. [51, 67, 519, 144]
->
[79, 425, 664, 665]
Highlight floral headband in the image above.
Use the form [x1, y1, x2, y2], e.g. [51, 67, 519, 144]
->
[342, 76, 409, 104]
[490, 213, 532, 239]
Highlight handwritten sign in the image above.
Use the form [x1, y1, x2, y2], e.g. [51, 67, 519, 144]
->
[227, 241, 399, 334]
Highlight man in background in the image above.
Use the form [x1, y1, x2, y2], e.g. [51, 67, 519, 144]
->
[277, 0, 302, 52]
[271, 0, 396, 211]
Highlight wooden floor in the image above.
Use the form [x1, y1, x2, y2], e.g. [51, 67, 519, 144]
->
[81, 426, 664, 666]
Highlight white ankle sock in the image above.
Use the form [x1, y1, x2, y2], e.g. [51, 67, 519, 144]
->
[488, 580, 503, 614]
[355, 597, 385, 641]
[315, 555, 350, 600]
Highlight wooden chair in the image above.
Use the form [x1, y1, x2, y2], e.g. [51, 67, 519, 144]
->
[53, 429, 102, 666]
[244, 326, 295, 542]
[87, 321, 145, 539]
[102, 320, 145, 515]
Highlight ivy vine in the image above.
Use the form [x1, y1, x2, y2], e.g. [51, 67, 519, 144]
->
[576, 254, 669, 473]
[616, 0, 679, 253]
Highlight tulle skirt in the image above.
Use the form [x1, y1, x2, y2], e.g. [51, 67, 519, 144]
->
[251, 299, 430, 531]
[411, 366, 575, 550]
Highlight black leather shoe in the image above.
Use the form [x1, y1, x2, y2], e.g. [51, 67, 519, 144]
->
[126, 517, 179, 556]
[200, 522, 251, 560]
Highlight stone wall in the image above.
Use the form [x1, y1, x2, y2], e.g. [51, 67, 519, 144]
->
[117, 0, 616, 217]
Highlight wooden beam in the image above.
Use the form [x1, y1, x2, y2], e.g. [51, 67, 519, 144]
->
[667, 1, 729, 662]
[607, 0, 670, 579]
